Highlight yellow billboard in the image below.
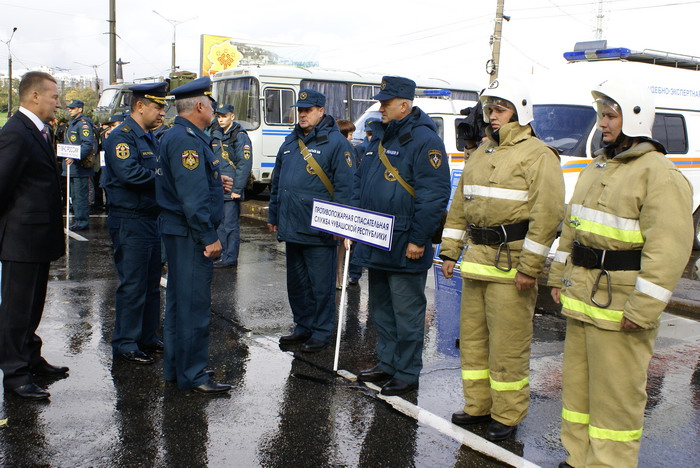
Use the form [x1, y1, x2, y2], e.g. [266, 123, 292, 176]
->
[200, 35, 243, 76]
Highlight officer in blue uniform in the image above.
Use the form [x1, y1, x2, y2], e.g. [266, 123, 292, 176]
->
[267, 89, 355, 352]
[63, 99, 96, 230]
[211, 103, 253, 268]
[353, 76, 450, 396]
[103, 82, 168, 365]
[156, 76, 232, 394]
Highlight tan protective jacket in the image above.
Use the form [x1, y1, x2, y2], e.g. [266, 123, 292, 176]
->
[440, 122, 565, 283]
[548, 141, 693, 330]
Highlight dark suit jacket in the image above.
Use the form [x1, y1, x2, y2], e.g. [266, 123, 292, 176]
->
[0, 111, 65, 262]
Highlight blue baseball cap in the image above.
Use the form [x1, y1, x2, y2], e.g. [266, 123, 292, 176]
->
[169, 76, 214, 101]
[130, 81, 168, 106]
[292, 89, 326, 108]
[215, 103, 235, 115]
[107, 113, 127, 124]
[364, 111, 382, 131]
[66, 99, 85, 109]
[372, 76, 416, 101]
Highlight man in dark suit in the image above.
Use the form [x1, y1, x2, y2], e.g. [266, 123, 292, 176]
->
[0, 71, 68, 400]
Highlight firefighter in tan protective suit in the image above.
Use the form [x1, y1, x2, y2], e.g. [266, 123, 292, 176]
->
[549, 79, 693, 468]
[440, 78, 565, 441]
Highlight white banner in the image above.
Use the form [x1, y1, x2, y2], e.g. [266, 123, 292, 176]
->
[311, 199, 394, 251]
[56, 144, 81, 159]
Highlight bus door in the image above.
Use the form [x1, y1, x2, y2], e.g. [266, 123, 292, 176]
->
[261, 87, 296, 182]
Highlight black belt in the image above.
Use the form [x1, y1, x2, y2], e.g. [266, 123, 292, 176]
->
[468, 221, 528, 245]
[571, 241, 641, 271]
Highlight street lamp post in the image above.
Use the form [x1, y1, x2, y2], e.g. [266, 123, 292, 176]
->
[152, 11, 197, 75]
[4, 27, 17, 118]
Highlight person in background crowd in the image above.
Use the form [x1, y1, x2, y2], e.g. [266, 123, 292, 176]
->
[353, 76, 450, 396]
[549, 79, 693, 468]
[335, 119, 356, 289]
[268, 89, 354, 353]
[0, 71, 68, 400]
[211, 103, 252, 269]
[62, 99, 96, 231]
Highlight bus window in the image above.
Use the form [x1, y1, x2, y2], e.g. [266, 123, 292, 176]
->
[431, 117, 444, 141]
[351, 85, 381, 121]
[214, 77, 260, 130]
[301, 80, 347, 120]
[653, 113, 688, 154]
[264, 88, 295, 125]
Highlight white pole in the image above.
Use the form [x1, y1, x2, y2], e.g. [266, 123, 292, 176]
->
[333, 239, 352, 372]
[65, 163, 71, 229]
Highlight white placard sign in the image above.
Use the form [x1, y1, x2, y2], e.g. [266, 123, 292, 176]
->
[99, 150, 106, 167]
[56, 144, 81, 159]
[311, 199, 394, 251]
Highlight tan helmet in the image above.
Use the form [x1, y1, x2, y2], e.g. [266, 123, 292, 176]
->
[591, 79, 655, 139]
[480, 78, 533, 126]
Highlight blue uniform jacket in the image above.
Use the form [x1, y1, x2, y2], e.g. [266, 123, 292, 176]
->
[210, 122, 253, 200]
[102, 116, 160, 218]
[268, 114, 355, 246]
[156, 116, 223, 247]
[352, 107, 450, 272]
[62, 114, 96, 177]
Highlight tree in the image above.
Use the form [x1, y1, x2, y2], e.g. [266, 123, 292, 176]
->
[64, 87, 99, 121]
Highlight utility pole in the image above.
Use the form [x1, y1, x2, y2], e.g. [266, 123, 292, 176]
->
[153, 11, 197, 75]
[487, 0, 508, 83]
[3, 27, 17, 117]
[109, 0, 116, 84]
[594, 0, 605, 40]
[75, 62, 104, 95]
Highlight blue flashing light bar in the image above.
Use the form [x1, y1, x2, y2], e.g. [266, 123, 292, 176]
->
[419, 89, 451, 96]
[563, 47, 632, 62]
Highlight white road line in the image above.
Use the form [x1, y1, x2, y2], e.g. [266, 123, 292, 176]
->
[338, 369, 542, 468]
[64, 229, 88, 242]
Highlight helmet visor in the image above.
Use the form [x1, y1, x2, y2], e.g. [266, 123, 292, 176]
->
[482, 97, 516, 116]
[593, 96, 621, 118]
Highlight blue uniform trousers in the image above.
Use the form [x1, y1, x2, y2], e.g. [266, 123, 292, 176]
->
[216, 200, 241, 265]
[285, 242, 336, 342]
[109, 216, 161, 355]
[348, 244, 363, 281]
[162, 232, 212, 389]
[368, 268, 428, 385]
[70, 176, 90, 229]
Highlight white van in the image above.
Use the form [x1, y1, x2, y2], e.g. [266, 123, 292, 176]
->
[530, 44, 700, 246]
[353, 93, 478, 174]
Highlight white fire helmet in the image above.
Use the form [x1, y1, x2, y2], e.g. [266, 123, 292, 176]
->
[591, 79, 655, 139]
[480, 78, 533, 126]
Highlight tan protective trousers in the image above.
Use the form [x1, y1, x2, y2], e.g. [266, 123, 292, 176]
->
[561, 318, 658, 468]
[459, 278, 537, 426]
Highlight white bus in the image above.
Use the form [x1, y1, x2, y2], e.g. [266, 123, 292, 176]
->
[530, 43, 700, 246]
[211, 65, 479, 194]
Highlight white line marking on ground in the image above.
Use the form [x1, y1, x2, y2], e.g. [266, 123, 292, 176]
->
[338, 369, 542, 468]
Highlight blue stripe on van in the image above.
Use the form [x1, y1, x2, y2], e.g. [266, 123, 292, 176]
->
[261, 163, 275, 168]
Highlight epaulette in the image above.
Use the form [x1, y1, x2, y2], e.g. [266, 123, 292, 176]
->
[186, 127, 196, 137]
[120, 124, 131, 133]
[399, 132, 413, 145]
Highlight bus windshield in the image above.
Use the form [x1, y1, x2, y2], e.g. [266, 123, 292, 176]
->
[532, 105, 596, 156]
[213, 77, 260, 130]
[97, 88, 120, 108]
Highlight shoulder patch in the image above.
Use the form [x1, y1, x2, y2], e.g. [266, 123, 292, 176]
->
[121, 124, 131, 133]
[244, 148, 251, 160]
[81, 124, 90, 129]
[428, 149, 443, 169]
[115, 142, 130, 159]
[345, 151, 353, 167]
[82, 128, 90, 137]
[182, 150, 199, 170]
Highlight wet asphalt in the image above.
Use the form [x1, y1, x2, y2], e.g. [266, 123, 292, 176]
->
[0, 210, 698, 468]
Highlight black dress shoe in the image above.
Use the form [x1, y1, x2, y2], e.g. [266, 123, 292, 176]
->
[301, 338, 330, 353]
[142, 340, 164, 354]
[380, 377, 418, 396]
[118, 350, 155, 365]
[485, 420, 517, 441]
[451, 411, 491, 426]
[558, 462, 574, 468]
[358, 365, 392, 383]
[192, 378, 231, 394]
[10, 383, 50, 400]
[31, 362, 69, 376]
[279, 332, 311, 345]
[213, 260, 236, 269]
[204, 368, 215, 377]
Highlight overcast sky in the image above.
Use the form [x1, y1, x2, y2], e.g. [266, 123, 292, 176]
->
[0, 0, 697, 89]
